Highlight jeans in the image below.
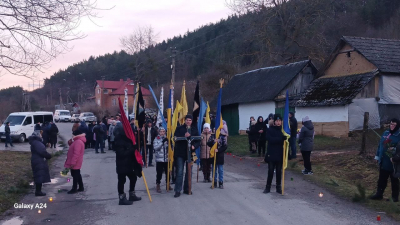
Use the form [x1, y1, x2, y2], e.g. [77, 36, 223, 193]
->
[71, 169, 84, 190]
[377, 169, 399, 198]
[267, 161, 283, 186]
[301, 151, 312, 171]
[5, 134, 13, 147]
[156, 162, 169, 184]
[212, 164, 224, 182]
[95, 138, 104, 152]
[142, 145, 154, 165]
[174, 157, 192, 193]
[289, 137, 297, 158]
[118, 171, 137, 195]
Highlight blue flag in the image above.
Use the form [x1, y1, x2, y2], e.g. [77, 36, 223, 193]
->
[148, 85, 167, 130]
[196, 98, 207, 165]
[283, 90, 291, 136]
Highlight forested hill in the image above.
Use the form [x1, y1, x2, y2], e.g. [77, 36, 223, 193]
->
[7, 0, 400, 114]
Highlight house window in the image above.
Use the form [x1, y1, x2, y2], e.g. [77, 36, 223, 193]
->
[103, 89, 108, 94]
[97, 89, 100, 94]
[112, 99, 116, 106]
[97, 99, 100, 106]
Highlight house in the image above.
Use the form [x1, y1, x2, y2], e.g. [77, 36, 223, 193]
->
[93, 78, 151, 111]
[221, 60, 318, 135]
[294, 36, 400, 137]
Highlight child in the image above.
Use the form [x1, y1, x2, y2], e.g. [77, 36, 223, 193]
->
[153, 127, 172, 193]
[208, 132, 228, 189]
[201, 123, 212, 182]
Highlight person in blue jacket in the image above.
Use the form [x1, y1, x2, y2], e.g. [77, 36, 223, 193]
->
[371, 118, 400, 202]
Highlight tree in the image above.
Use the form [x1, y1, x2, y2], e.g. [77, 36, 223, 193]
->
[120, 26, 159, 81]
[0, 0, 100, 77]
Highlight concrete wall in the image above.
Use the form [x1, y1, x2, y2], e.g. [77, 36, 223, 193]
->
[238, 101, 276, 130]
[295, 105, 349, 137]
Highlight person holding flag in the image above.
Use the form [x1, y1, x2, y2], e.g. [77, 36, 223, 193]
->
[263, 114, 286, 194]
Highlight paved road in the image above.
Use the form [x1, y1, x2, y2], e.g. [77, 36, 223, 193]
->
[0, 123, 397, 225]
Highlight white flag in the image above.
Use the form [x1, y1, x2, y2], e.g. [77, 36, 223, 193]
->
[124, 88, 129, 119]
[157, 87, 164, 127]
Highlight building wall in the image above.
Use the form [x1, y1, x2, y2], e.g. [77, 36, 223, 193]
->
[238, 101, 276, 131]
[348, 98, 380, 131]
[295, 105, 349, 137]
[277, 65, 316, 98]
[323, 44, 377, 78]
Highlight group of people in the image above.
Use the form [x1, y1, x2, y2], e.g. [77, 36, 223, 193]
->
[33, 121, 59, 148]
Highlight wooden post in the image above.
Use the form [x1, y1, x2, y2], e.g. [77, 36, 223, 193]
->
[360, 112, 369, 155]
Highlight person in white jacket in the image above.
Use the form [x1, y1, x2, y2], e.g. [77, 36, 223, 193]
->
[153, 127, 172, 193]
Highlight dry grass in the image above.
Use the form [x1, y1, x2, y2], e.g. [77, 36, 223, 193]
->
[0, 151, 32, 213]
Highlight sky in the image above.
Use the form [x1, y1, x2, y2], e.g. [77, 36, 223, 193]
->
[0, 0, 231, 90]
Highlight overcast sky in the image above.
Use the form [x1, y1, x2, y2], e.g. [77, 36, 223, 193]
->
[0, 0, 231, 90]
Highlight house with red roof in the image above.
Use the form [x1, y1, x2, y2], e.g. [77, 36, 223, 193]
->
[92, 78, 151, 111]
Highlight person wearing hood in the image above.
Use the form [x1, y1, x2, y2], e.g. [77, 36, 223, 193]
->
[29, 130, 52, 196]
[153, 127, 172, 193]
[49, 122, 59, 149]
[266, 113, 274, 128]
[201, 123, 213, 182]
[93, 121, 106, 153]
[298, 116, 314, 175]
[289, 112, 298, 159]
[255, 116, 267, 157]
[64, 130, 86, 194]
[371, 118, 400, 202]
[41, 122, 51, 147]
[263, 114, 286, 194]
[113, 122, 142, 205]
[246, 117, 255, 152]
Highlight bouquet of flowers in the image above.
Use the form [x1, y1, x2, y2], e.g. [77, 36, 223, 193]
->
[384, 139, 396, 158]
[60, 168, 70, 176]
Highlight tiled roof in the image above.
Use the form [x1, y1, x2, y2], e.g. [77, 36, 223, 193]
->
[343, 36, 400, 73]
[221, 60, 315, 106]
[294, 70, 379, 107]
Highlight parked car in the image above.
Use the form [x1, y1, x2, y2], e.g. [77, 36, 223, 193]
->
[79, 112, 96, 122]
[70, 114, 80, 122]
[54, 110, 71, 122]
[0, 111, 53, 143]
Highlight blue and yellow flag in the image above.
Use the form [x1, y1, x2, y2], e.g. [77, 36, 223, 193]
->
[282, 89, 291, 169]
[210, 85, 223, 158]
[167, 85, 173, 170]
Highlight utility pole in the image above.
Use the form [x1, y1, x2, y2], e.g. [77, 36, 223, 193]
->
[171, 47, 177, 111]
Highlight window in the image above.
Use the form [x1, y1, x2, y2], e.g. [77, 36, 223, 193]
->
[44, 115, 53, 123]
[112, 99, 116, 106]
[97, 89, 100, 94]
[5, 115, 25, 126]
[97, 99, 100, 106]
[23, 116, 32, 125]
[60, 111, 70, 115]
[103, 89, 108, 94]
[34, 115, 44, 124]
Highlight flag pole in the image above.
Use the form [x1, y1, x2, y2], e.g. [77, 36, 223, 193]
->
[197, 164, 199, 183]
[167, 82, 173, 192]
[142, 171, 152, 202]
[211, 79, 224, 189]
[211, 151, 217, 189]
[143, 125, 147, 168]
[282, 140, 288, 195]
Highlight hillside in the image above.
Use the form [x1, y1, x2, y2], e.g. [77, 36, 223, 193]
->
[1, 0, 400, 119]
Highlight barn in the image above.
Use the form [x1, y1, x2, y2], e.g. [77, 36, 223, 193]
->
[221, 60, 318, 135]
[294, 36, 400, 137]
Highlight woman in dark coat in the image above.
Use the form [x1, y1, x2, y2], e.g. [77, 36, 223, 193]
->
[41, 122, 50, 147]
[113, 122, 142, 205]
[49, 122, 59, 148]
[248, 120, 258, 153]
[263, 114, 286, 194]
[87, 121, 95, 148]
[78, 121, 89, 149]
[255, 116, 267, 157]
[29, 130, 52, 196]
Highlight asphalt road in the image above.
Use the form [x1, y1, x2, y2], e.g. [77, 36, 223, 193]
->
[0, 123, 397, 225]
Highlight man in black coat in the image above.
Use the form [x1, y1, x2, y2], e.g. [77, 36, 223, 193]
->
[93, 121, 106, 153]
[289, 112, 298, 159]
[264, 114, 286, 194]
[141, 119, 157, 167]
[173, 114, 200, 198]
[113, 123, 142, 205]
[5, 122, 14, 147]
[34, 122, 41, 131]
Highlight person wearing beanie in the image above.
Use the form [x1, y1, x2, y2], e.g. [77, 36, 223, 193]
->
[264, 114, 286, 194]
[201, 123, 212, 182]
[288, 112, 298, 160]
[153, 127, 172, 193]
[113, 122, 142, 205]
[64, 129, 86, 194]
[371, 118, 400, 202]
[141, 119, 157, 167]
[173, 114, 200, 197]
[298, 116, 314, 175]
[29, 130, 52, 196]
[207, 127, 228, 189]
[93, 120, 106, 153]
[255, 116, 267, 157]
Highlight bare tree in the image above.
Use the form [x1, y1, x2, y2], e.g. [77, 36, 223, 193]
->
[0, 0, 102, 77]
[120, 25, 159, 81]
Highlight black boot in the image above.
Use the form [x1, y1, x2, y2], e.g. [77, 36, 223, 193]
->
[67, 189, 78, 194]
[35, 183, 46, 196]
[263, 185, 271, 194]
[174, 192, 181, 198]
[276, 185, 282, 194]
[129, 191, 141, 201]
[219, 181, 224, 189]
[119, 193, 133, 205]
[370, 189, 384, 200]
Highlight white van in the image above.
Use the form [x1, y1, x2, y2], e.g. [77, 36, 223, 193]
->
[0, 112, 54, 143]
[54, 110, 71, 122]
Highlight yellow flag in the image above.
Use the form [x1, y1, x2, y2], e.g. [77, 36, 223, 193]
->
[179, 82, 188, 125]
[172, 101, 183, 145]
[205, 101, 211, 124]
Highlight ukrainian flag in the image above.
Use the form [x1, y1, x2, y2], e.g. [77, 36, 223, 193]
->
[210, 84, 223, 158]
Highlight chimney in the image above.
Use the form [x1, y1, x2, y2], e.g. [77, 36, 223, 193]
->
[126, 78, 131, 82]
[119, 79, 123, 82]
